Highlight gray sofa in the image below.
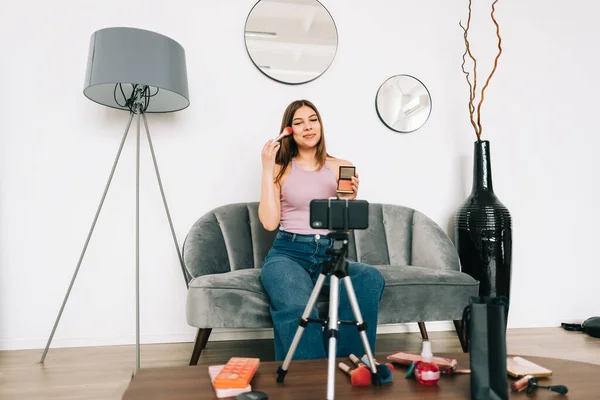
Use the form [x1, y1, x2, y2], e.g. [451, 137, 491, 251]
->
[183, 202, 478, 365]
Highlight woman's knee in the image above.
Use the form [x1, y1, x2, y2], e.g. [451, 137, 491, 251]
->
[260, 257, 291, 293]
[259, 257, 279, 285]
[260, 256, 314, 305]
[349, 263, 385, 292]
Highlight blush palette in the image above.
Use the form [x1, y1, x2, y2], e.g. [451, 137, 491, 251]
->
[337, 166, 356, 194]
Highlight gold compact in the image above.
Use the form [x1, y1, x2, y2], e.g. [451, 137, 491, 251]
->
[337, 166, 355, 194]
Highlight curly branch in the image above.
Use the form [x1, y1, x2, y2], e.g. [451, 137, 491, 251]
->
[459, 0, 480, 139]
[476, 0, 502, 138]
[463, 0, 477, 104]
[459, 20, 479, 139]
[459, 0, 502, 141]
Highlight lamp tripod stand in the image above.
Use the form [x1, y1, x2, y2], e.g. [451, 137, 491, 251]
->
[40, 86, 187, 374]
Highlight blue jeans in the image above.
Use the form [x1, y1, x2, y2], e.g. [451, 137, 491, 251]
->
[259, 230, 385, 361]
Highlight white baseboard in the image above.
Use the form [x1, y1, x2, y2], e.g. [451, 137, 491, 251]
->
[0, 332, 197, 351]
[0, 322, 455, 351]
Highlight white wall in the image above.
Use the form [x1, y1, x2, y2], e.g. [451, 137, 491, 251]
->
[1, 0, 598, 351]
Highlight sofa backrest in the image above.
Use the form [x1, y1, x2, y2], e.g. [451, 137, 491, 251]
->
[182, 202, 459, 281]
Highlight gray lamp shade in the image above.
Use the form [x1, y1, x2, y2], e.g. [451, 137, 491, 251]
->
[83, 27, 189, 113]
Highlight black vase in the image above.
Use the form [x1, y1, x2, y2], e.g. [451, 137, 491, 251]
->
[454, 140, 512, 299]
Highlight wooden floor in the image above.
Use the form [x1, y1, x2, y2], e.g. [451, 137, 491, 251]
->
[1, 328, 598, 400]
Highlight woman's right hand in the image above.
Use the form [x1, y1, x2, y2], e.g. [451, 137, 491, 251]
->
[261, 139, 280, 171]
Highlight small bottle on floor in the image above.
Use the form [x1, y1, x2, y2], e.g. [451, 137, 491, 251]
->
[414, 340, 440, 386]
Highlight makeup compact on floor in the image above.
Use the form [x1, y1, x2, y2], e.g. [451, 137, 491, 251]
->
[337, 166, 355, 194]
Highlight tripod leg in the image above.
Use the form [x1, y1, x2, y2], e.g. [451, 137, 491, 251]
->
[277, 273, 327, 383]
[135, 111, 142, 373]
[326, 275, 340, 400]
[141, 113, 187, 288]
[40, 112, 135, 363]
[340, 276, 380, 385]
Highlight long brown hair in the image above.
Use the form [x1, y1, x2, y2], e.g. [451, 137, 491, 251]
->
[274, 100, 329, 184]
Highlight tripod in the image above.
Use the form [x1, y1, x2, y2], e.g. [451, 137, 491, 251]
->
[39, 86, 187, 374]
[276, 230, 381, 400]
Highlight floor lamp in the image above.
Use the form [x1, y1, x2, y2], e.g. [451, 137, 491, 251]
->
[39, 27, 190, 374]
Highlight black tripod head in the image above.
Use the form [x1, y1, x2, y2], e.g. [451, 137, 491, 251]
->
[326, 229, 350, 251]
[325, 230, 351, 279]
[326, 230, 350, 241]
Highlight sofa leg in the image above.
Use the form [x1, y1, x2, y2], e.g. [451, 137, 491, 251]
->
[453, 320, 468, 353]
[190, 328, 212, 365]
[417, 322, 428, 340]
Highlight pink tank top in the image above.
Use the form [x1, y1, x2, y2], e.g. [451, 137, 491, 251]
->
[279, 158, 337, 234]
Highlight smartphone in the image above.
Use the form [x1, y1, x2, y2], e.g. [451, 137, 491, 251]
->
[309, 199, 369, 231]
[337, 166, 356, 194]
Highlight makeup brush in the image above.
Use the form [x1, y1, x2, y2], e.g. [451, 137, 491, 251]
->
[350, 354, 393, 383]
[337, 362, 371, 386]
[527, 378, 568, 395]
[274, 126, 293, 142]
[531, 383, 569, 395]
[361, 354, 395, 371]
[360, 355, 395, 382]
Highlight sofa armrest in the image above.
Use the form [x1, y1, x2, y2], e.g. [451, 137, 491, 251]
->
[183, 212, 232, 279]
[411, 211, 460, 271]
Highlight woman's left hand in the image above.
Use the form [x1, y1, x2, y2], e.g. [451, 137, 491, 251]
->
[338, 173, 359, 200]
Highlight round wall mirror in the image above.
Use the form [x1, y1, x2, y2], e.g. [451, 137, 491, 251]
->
[375, 75, 432, 133]
[244, 0, 338, 85]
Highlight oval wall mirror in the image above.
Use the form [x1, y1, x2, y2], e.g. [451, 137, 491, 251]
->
[375, 75, 432, 133]
[244, 0, 338, 85]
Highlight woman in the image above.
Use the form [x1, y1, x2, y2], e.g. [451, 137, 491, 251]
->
[258, 99, 385, 361]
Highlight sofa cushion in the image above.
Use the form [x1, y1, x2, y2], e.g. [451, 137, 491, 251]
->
[375, 265, 478, 324]
[186, 265, 478, 329]
[186, 269, 271, 329]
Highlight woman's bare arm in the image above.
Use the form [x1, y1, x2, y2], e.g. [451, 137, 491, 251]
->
[259, 164, 282, 231]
